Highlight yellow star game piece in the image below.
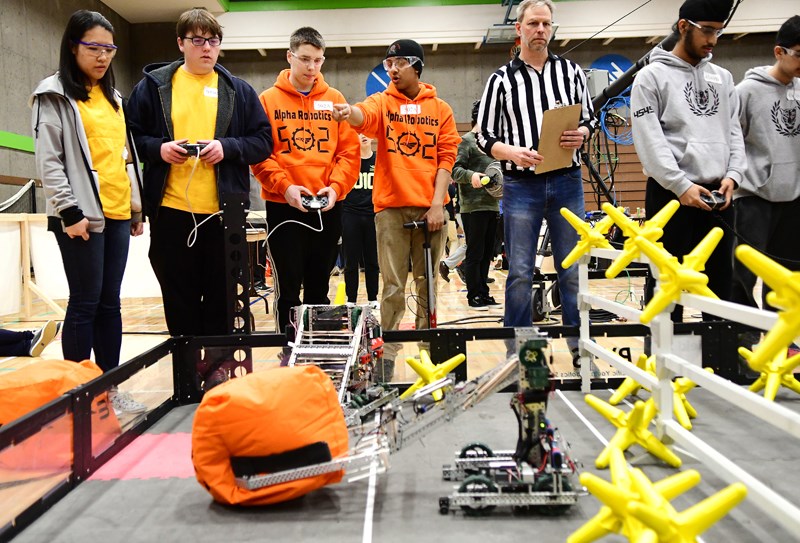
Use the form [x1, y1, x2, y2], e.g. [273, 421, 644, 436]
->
[559, 207, 615, 269]
[628, 467, 747, 543]
[735, 245, 800, 372]
[609, 354, 655, 405]
[601, 200, 679, 279]
[739, 346, 800, 401]
[568, 447, 701, 543]
[635, 228, 722, 324]
[586, 395, 682, 468]
[399, 349, 466, 401]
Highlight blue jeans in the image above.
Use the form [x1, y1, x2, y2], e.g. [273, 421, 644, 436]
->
[503, 167, 584, 349]
[53, 219, 131, 372]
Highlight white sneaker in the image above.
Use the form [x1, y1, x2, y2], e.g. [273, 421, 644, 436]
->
[368, 300, 380, 310]
[110, 389, 147, 416]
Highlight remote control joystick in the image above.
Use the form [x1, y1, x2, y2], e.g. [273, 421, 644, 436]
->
[699, 190, 726, 210]
[301, 194, 329, 210]
[179, 143, 207, 157]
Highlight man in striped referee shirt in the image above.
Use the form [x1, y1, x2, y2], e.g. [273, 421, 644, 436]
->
[476, 0, 595, 365]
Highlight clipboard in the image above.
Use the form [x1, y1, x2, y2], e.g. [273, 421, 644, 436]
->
[536, 104, 582, 174]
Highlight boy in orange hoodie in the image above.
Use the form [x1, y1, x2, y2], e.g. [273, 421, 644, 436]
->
[332, 39, 460, 380]
[252, 27, 359, 332]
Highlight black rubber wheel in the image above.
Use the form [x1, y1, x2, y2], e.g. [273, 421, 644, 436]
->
[532, 287, 545, 322]
[458, 474, 499, 516]
[532, 474, 573, 516]
[459, 442, 494, 459]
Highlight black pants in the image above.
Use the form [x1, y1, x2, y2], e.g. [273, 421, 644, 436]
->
[342, 211, 379, 303]
[149, 206, 228, 336]
[731, 195, 800, 310]
[461, 210, 498, 300]
[644, 179, 734, 322]
[267, 201, 342, 332]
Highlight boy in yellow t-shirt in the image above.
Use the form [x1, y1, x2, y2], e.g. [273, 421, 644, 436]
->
[127, 8, 272, 336]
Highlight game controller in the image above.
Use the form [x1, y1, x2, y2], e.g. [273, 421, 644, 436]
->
[301, 194, 329, 210]
[179, 143, 207, 157]
[699, 190, 726, 210]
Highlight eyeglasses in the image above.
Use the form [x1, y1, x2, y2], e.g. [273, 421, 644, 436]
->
[382, 56, 423, 71]
[289, 50, 325, 67]
[686, 20, 724, 38]
[73, 40, 117, 58]
[183, 36, 222, 47]
[780, 46, 800, 58]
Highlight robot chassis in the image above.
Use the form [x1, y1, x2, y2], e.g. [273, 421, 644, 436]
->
[237, 305, 583, 516]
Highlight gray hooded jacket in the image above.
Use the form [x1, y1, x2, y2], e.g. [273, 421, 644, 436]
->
[30, 74, 143, 233]
[735, 66, 800, 202]
[631, 47, 746, 197]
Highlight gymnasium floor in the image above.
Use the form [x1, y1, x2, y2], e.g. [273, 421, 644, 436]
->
[9, 388, 800, 543]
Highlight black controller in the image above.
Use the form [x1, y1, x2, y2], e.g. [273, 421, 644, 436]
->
[179, 143, 207, 157]
[699, 190, 726, 210]
[301, 194, 329, 210]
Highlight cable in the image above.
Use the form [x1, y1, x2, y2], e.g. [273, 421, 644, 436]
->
[562, 0, 655, 57]
[183, 155, 223, 248]
[711, 210, 800, 265]
[266, 208, 324, 241]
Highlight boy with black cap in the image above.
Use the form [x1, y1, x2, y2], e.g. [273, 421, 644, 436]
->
[631, 0, 745, 322]
[731, 16, 800, 325]
[332, 39, 460, 380]
[452, 100, 500, 311]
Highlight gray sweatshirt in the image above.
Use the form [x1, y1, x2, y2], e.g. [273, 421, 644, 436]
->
[735, 66, 800, 202]
[631, 47, 746, 197]
[30, 74, 143, 233]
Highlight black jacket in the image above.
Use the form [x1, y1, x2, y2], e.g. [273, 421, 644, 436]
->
[127, 60, 272, 219]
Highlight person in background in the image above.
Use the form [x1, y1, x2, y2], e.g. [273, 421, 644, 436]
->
[31, 10, 146, 413]
[631, 0, 743, 323]
[341, 134, 380, 307]
[731, 15, 800, 349]
[332, 39, 460, 381]
[452, 99, 501, 311]
[251, 26, 359, 332]
[0, 321, 60, 357]
[127, 8, 272, 337]
[476, 0, 595, 365]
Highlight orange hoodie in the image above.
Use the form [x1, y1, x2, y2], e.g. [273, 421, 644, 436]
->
[252, 70, 359, 203]
[356, 82, 460, 213]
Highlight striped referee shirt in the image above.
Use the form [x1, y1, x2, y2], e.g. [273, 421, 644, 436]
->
[476, 52, 596, 175]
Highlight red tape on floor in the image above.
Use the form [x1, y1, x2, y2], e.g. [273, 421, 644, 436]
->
[90, 433, 194, 480]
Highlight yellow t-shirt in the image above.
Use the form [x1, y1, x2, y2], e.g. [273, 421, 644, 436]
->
[76, 86, 130, 220]
[162, 67, 219, 213]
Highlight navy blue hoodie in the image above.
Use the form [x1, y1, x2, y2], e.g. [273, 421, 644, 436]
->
[127, 60, 272, 219]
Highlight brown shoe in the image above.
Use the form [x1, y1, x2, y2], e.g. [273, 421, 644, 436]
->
[438, 261, 450, 282]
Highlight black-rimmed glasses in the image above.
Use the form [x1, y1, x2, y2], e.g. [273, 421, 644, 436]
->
[183, 36, 222, 47]
[73, 40, 117, 58]
[686, 20, 724, 38]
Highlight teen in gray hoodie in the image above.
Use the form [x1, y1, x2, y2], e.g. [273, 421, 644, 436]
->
[631, 0, 744, 321]
[731, 15, 800, 314]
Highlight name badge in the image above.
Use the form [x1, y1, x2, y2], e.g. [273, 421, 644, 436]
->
[314, 100, 333, 111]
[704, 72, 722, 84]
[204, 86, 218, 98]
[400, 104, 420, 115]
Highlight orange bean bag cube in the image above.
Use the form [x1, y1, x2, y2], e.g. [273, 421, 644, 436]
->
[192, 365, 349, 505]
[0, 359, 103, 425]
